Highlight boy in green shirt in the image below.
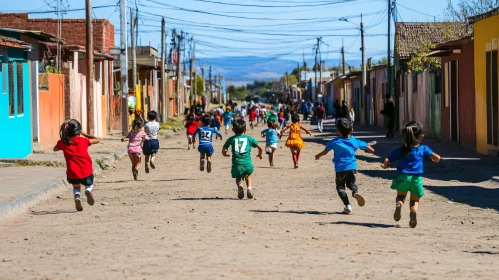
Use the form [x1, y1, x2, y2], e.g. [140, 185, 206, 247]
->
[222, 119, 263, 199]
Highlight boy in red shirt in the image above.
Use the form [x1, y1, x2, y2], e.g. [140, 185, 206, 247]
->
[249, 107, 258, 129]
[185, 114, 199, 150]
[54, 119, 100, 211]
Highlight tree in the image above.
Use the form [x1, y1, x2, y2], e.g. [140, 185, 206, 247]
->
[446, 0, 499, 22]
[195, 74, 204, 96]
[279, 74, 298, 86]
[376, 57, 388, 65]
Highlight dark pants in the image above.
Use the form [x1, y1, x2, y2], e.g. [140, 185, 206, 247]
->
[335, 170, 358, 206]
[387, 117, 395, 138]
[303, 111, 309, 121]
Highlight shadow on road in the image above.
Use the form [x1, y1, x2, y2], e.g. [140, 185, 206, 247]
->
[324, 221, 397, 228]
[173, 197, 239, 201]
[153, 178, 195, 182]
[30, 209, 77, 215]
[425, 185, 499, 212]
[250, 209, 340, 215]
[464, 251, 499, 255]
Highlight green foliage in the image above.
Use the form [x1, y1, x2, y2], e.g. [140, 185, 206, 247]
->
[228, 85, 248, 100]
[195, 74, 205, 96]
[279, 74, 297, 86]
[46, 66, 62, 74]
[377, 57, 388, 65]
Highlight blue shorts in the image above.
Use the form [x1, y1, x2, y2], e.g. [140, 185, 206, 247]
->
[143, 139, 159, 155]
[214, 121, 221, 130]
[198, 144, 215, 157]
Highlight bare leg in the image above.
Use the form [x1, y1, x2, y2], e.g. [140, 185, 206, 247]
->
[236, 177, 244, 199]
[409, 194, 420, 228]
[394, 191, 407, 222]
[145, 155, 150, 173]
[207, 155, 212, 173]
[200, 153, 205, 171]
[246, 175, 253, 199]
[73, 184, 83, 211]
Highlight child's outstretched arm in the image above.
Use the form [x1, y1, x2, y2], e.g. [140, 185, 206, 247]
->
[214, 129, 223, 140]
[81, 131, 100, 144]
[279, 125, 290, 139]
[365, 145, 375, 153]
[315, 149, 329, 160]
[381, 158, 390, 169]
[299, 125, 312, 136]
[222, 147, 230, 157]
[256, 145, 263, 159]
[430, 153, 441, 163]
[121, 137, 129, 142]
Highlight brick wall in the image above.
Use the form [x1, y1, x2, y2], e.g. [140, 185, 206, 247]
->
[0, 13, 114, 54]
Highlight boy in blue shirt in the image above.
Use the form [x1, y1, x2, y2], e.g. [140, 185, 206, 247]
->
[193, 114, 222, 173]
[261, 121, 281, 166]
[315, 118, 375, 214]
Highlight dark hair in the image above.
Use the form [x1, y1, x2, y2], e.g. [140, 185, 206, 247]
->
[319, 102, 323, 107]
[60, 119, 82, 145]
[336, 118, 353, 136]
[201, 114, 212, 126]
[267, 121, 274, 128]
[385, 94, 392, 100]
[291, 113, 300, 123]
[233, 119, 246, 135]
[401, 121, 424, 157]
[186, 114, 195, 121]
[147, 110, 158, 121]
[132, 118, 144, 131]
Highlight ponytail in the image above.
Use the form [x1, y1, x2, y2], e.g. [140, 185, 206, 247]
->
[60, 119, 82, 145]
[400, 121, 423, 157]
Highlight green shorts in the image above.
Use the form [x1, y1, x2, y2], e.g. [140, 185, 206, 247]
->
[231, 164, 254, 179]
[391, 174, 424, 198]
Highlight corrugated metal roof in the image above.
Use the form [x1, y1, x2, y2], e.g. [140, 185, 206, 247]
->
[0, 34, 31, 49]
[0, 27, 61, 43]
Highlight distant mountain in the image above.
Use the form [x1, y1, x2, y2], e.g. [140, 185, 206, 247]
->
[199, 56, 361, 86]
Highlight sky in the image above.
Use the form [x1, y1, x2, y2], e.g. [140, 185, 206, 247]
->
[2, 0, 450, 80]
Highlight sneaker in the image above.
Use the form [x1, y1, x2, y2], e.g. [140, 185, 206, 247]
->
[409, 210, 418, 228]
[188, 144, 191, 150]
[237, 185, 244, 200]
[85, 190, 95, 206]
[343, 204, 352, 214]
[394, 203, 402, 222]
[193, 144, 196, 149]
[145, 164, 150, 174]
[354, 193, 366, 207]
[150, 161, 156, 169]
[247, 188, 254, 199]
[207, 161, 212, 173]
[74, 194, 83, 211]
[200, 160, 205, 172]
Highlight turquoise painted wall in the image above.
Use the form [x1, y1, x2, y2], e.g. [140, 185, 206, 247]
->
[0, 59, 32, 158]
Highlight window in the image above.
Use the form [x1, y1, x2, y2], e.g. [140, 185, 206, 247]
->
[17, 62, 24, 115]
[8, 62, 14, 116]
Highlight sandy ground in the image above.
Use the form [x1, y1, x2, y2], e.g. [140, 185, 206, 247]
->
[1, 119, 498, 280]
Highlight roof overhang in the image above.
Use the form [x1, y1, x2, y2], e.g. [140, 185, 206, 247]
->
[0, 28, 61, 43]
[468, 8, 499, 24]
[0, 35, 31, 49]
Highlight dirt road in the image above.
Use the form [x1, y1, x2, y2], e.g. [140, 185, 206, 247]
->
[1, 120, 498, 279]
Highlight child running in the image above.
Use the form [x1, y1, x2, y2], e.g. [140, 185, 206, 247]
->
[122, 118, 149, 180]
[223, 108, 233, 135]
[280, 114, 312, 169]
[381, 121, 441, 228]
[261, 121, 281, 166]
[222, 119, 263, 200]
[315, 118, 374, 214]
[185, 114, 199, 150]
[54, 119, 100, 211]
[144, 110, 161, 174]
[194, 114, 222, 173]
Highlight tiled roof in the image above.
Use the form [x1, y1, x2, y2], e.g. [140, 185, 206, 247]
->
[0, 34, 31, 49]
[468, 7, 499, 24]
[395, 22, 468, 60]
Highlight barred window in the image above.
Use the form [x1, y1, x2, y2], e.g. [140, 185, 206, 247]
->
[8, 62, 14, 116]
[17, 62, 24, 115]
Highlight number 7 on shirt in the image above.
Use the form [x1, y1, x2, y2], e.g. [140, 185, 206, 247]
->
[234, 138, 248, 153]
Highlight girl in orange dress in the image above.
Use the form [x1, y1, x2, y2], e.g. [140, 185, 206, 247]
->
[280, 114, 312, 168]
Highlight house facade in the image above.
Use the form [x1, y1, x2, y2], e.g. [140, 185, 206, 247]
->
[469, 8, 499, 155]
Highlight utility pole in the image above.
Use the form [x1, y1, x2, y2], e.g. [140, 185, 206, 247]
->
[160, 17, 167, 122]
[285, 71, 289, 101]
[201, 64, 205, 101]
[85, 0, 94, 135]
[176, 32, 183, 115]
[130, 8, 137, 110]
[189, 37, 193, 107]
[361, 13, 366, 123]
[314, 38, 319, 101]
[119, 0, 128, 136]
[208, 65, 212, 103]
[387, 0, 392, 97]
[341, 39, 346, 102]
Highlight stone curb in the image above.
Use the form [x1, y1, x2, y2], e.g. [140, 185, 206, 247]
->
[0, 146, 129, 220]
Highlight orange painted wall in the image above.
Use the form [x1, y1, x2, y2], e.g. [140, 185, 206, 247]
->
[38, 74, 65, 150]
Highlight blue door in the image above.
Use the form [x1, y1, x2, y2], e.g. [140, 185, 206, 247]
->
[0, 60, 32, 158]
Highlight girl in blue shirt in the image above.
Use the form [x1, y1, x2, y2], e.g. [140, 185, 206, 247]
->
[261, 121, 281, 167]
[381, 121, 441, 228]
